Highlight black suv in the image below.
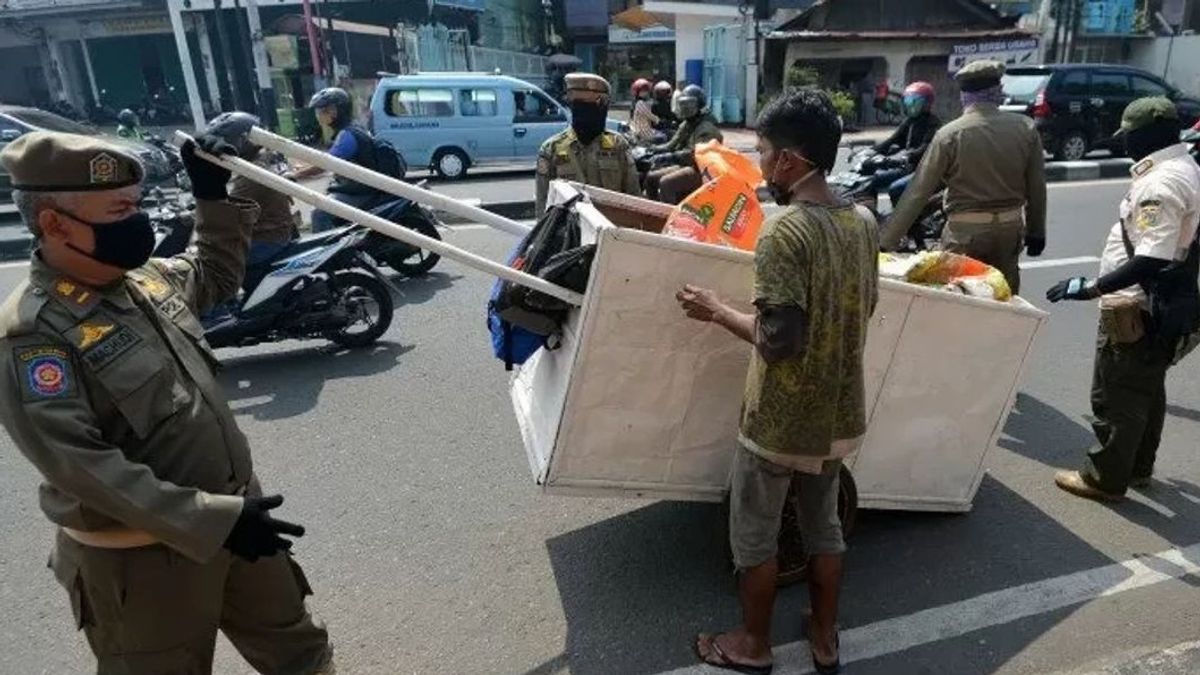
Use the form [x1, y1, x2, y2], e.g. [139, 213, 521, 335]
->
[1001, 64, 1200, 161]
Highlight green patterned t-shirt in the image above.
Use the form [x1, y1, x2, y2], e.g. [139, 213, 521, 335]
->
[739, 202, 879, 458]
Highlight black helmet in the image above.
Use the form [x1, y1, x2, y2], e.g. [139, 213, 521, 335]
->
[117, 108, 139, 127]
[204, 111, 261, 159]
[681, 84, 707, 110]
[308, 87, 352, 128]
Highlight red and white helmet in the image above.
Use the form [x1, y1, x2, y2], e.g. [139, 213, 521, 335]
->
[903, 81, 936, 104]
[631, 78, 652, 98]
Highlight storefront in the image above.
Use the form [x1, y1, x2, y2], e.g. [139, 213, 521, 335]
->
[605, 26, 675, 103]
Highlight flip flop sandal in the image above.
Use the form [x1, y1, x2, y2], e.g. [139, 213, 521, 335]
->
[693, 634, 774, 675]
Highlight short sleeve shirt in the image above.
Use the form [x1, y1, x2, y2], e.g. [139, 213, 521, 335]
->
[739, 203, 879, 466]
[1099, 144, 1200, 309]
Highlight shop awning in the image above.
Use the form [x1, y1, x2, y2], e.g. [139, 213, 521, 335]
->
[273, 14, 393, 38]
[612, 6, 673, 31]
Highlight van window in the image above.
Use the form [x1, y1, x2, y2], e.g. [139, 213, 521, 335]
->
[386, 89, 455, 118]
[513, 89, 563, 122]
[1131, 76, 1169, 98]
[1091, 73, 1130, 96]
[1058, 71, 1089, 96]
[460, 89, 498, 117]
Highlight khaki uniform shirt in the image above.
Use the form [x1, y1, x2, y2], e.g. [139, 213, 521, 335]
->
[739, 203, 879, 473]
[661, 114, 723, 154]
[535, 128, 639, 215]
[882, 103, 1047, 249]
[0, 199, 259, 563]
[230, 156, 297, 244]
[1099, 143, 1200, 309]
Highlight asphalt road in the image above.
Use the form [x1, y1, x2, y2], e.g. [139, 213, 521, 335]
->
[2, 179, 1200, 675]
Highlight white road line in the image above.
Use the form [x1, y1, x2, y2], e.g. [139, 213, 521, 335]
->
[0, 259, 30, 270]
[659, 542, 1200, 675]
[1049, 178, 1129, 189]
[1020, 256, 1100, 270]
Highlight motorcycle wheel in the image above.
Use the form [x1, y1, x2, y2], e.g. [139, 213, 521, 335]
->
[325, 271, 394, 348]
[775, 464, 858, 588]
[386, 213, 442, 277]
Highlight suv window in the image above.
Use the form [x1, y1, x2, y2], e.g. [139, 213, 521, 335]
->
[513, 89, 563, 122]
[385, 89, 455, 118]
[1091, 73, 1131, 96]
[1058, 71, 1089, 96]
[1002, 72, 1051, 103]
[1131, 76, 1169, 98]
[459, 89, 498, 117]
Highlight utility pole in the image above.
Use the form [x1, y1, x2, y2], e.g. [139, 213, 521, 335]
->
[244, 0, 279, 129]
[166, 0, 206, 129]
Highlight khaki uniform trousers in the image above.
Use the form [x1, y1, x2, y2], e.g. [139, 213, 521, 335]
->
[941, 209, 1025, 295]
[50, 530, 333, 675]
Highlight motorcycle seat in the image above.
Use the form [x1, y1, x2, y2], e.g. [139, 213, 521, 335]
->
[250, 226, 355, 269]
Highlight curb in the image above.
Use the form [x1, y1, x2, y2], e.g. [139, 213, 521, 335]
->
[1044, 159, 1132, 182]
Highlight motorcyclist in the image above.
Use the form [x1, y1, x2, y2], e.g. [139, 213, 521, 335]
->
[629, 78, 661, 144]
[643, 84, 724, 203]
[115, 108, 144, 140]
[651, 80, 677, 131]
[292, 87, 384, 232]
[868, 81, 942, 207]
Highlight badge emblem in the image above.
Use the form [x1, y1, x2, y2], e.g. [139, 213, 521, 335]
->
[78, 322, 115, 349]
[55, 280, 76, 297]
[137, 276, 170, 298]
[89, 153, 119, 184]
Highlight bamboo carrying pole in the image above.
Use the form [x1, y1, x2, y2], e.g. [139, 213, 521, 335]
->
[245, 126, 532, 237]
[173, 131, 583, 307]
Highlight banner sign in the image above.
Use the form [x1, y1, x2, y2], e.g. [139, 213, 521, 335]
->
[948, 38, 1039, 74]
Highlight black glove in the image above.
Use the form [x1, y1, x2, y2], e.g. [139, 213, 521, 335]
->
[1025, 236, 1046, 257]
[181, 134, 237, 201]
[650, 153, 675, 169]
[1046, 277, 1099, 303]
[223, 494, 305, 562]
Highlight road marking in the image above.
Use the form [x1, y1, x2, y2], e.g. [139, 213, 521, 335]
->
[1049, 178, 1129, 189]
[658, 542, 1200, 675]
[0, 259, 30, 270]
[1020, 256, 1100, 270]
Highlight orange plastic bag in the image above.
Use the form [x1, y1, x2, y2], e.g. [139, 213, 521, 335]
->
[662, 141, 765, 251]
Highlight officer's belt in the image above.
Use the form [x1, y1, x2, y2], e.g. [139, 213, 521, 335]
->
[947, 207, 1024, 224]
[63, 526, 159, 549]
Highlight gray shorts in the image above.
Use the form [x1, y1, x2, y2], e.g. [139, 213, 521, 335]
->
[729, 445, 846, 570]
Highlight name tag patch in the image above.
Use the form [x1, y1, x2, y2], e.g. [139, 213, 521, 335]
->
[81, 325, 143, 371]
[15, 346, 77, 401]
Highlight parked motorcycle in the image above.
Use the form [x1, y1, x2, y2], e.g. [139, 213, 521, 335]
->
[145, 187, 196, 258]
[145, 134, 191, 191]
[205, 225, 395, 350]
[829, 148, 945, 251]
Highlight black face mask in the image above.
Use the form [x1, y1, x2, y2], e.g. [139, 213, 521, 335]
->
[61, 209, 155, 270]
[570, 101, 608, 145]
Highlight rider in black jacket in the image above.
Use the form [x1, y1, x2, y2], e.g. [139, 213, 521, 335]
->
[871, 81, 942, 206]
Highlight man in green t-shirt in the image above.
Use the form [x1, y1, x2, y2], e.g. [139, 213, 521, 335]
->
[678, 89, 878, 675]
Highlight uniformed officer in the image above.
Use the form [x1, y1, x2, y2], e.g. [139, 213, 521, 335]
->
[1046, 97, 1200, 502]
[535, 72, 639, 215]
[0, 128, 334, 673]
[643, 84, 725, 204]
[881, 59, 1048, 294]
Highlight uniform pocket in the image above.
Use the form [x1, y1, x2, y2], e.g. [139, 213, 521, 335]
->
[286, 555, 314, 598]
[49, 548, 87, 630]
[92, 347, 190, 439]
[169, 310, 221, 373]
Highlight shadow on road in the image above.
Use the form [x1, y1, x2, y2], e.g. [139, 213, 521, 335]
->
[217, 340, 413, 420]
[999, 392, 1095, 468]
[390, 271, 463, 307]
[542, 476, 1116, 675]
[1166, 403, 1200, 424]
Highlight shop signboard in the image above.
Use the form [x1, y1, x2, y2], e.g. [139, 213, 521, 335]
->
[608, 26, 677, 44]
[948, 38, 1038, 74]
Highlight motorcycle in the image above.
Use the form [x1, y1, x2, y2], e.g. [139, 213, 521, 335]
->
[145, 186, 196, 258]
[829, 148, 945, 251]
[323, 181, 445, 277]
[145, 134, 191, 191]
[204, 225, 396, 350]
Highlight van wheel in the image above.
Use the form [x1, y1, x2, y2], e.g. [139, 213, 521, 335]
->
[433, 148, 469, 180]
[1055, 131, 1089, 162]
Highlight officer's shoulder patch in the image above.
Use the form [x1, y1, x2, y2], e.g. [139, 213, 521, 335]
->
[13, 345, 77, 401]
[1136, 201, 1163, 231]
[600, 134, 615, 150]
[1132, 158, 1155, 177]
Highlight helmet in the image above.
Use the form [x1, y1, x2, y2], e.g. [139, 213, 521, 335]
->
[117, 108, 139, 127]
[631, 78, 652, 99]
[902, 81, 935, 103]
[308, 87, 353, 128]
[204, 111, 262, 159]
[681, 84, 707, 110]
[902, 81, 935, 117]
[653, 80, 673, 99]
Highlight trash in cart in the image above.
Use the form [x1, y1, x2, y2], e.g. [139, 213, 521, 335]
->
[663, 141, 765, 250]
[880, 250, 1013, 301]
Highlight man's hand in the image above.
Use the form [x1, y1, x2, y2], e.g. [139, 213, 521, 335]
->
[1046, 277, 1099, 303]
[1025, 236, 1046, 257]
[181, 134, 237, 201]
[223, 494, 305, 562]
[676, 284, 726, 323]
[650, 153, 676, 170]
